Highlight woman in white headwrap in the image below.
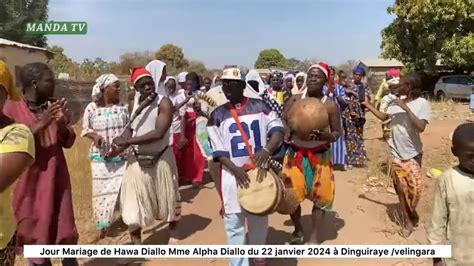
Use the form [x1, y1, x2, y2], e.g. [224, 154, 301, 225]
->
[145, 60, 167, 96]
[245, 69, 266, 98]
[292, 72, 307, 95]
[81, 74, 129, 239]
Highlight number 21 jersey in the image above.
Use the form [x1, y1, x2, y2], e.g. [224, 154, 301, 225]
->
[207, 97, 284, 214]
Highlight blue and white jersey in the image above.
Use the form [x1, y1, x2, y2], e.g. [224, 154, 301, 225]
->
[207, 97, 284, 214]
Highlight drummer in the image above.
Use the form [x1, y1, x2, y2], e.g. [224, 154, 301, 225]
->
[281, 62, 342, 245]
[207, 67, 284, 266]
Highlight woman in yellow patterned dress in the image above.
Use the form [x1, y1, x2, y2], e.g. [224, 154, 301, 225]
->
[282, 62, 342, 244]
[0, 60, 35, 266]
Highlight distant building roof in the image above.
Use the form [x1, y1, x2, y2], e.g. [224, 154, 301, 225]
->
[0, 38, 54, 57]
[359, 59, 404, 68]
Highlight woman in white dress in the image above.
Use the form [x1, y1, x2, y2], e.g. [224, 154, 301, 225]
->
[81, 74, 129, 239]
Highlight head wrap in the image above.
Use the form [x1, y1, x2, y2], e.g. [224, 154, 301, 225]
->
[245, 69, 266, 96]
[177, 72, 188, 83]
[271, 71, 284, 80]
[130, 67, 152, 86]
[353, 66, 366, 76]
[0, 60, 20, 101]
[91, 74, 119, 100]
[164, 76, 176, 85]
[285, 73, 295, 80]
[387, 68, 400, 78]
[308, 62, 329, 79]
[145, 60, 166, 95]
[292, 72, 307, 95]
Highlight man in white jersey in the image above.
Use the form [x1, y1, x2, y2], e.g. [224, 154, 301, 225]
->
[207, 68, 284, 266]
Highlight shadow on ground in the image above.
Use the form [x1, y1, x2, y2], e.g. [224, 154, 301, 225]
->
[282, 211, 345, 244]
[179, 170, 214, 203]
[144, 213, 212, 244]
[358, 194, 401, 227]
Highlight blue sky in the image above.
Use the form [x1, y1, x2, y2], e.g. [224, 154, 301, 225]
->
[47, 0, 394, 69]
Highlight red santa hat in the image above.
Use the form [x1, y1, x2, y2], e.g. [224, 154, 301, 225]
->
[309, 62, 330, 79]
[130, 67, 152, 86]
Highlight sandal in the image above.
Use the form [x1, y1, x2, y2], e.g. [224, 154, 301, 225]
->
[288, 231, 304, 245]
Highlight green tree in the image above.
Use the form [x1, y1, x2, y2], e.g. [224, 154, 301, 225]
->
[287, 58, 301, 70]
[0, 0, 49, 47]
[187, 60, 210, 77]
[155, 44, 189, 73]
[381, 0, 474, 72]
[47, 45, 76, 76]
[118, 51, 154, 74]
[254, 49, 288, 69]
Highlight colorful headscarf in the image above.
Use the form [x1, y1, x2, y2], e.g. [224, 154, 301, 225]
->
[285, 73, 295, 80]
[91, 74, 119, 100]
[0, 60, 20, 101]
[353, 66, 366, 76]
[387, 68, 400, 78]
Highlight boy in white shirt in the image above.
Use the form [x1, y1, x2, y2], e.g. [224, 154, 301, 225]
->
[207, 68, 284, 266]
[428, 123, 474, 266]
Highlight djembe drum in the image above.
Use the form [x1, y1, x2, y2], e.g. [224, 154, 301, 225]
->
[286, 97, 329, 141]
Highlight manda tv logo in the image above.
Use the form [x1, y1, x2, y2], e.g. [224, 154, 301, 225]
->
[25, 21, 87, 35]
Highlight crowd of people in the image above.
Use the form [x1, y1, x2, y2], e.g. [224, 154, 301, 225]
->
[0, 58, 472, 266]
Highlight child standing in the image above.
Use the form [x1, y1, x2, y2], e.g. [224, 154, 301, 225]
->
[428, 122, 474, 266]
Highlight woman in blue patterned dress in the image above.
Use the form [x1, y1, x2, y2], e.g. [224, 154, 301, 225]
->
[342, 67, 368, 168]
[323, 70, 348, 169]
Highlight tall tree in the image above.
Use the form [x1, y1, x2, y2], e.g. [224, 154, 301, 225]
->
[155, 44, 189, 73]
[0, 0, 49, 47]
[381, 0, 474, 72]
[254, 49, 288, 69]
[187, 60, 210, 77]
[47, 45, 77, 76]
[118, 51, 154, 74]
[287, 58, 302, 71]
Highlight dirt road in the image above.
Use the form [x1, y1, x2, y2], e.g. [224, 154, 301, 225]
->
[82, 115, 470, 266]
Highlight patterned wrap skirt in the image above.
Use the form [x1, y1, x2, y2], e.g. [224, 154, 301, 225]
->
[281, 144, 335, 210]
[389, 154, 423, 224]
